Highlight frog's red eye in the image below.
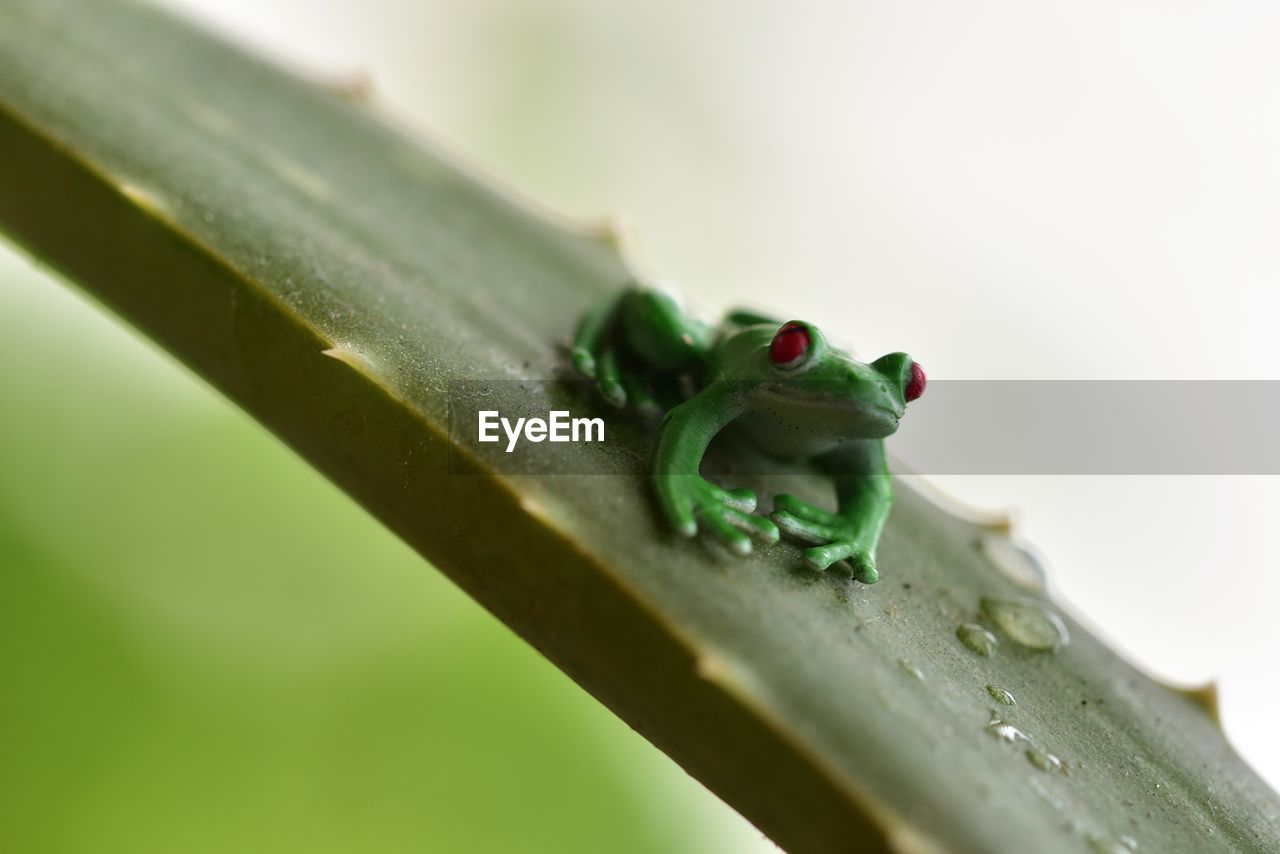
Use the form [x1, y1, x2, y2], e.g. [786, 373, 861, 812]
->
[905, 361, 926, 402]
[769, 322, 811, 369]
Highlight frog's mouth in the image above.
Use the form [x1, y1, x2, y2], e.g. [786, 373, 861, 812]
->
[856, 405, 903, 434]
[754, 385, 904, 436]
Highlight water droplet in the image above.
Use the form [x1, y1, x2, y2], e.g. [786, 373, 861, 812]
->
[1026, 748, 1062, 773]
[980, 596, 1070, 652]
[898, 659, 924, 680]
[1088, 836, 1132, 854]
[985, 715, 1028, 744]
[979, 534, 1049, 591]
[957, 623, 998, 657]
[986, 684, 1017, 706]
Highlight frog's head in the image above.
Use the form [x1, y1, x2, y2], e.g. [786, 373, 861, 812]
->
[757, 320, 925, 438]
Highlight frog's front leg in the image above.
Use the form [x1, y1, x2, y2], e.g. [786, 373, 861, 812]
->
[652, 384, 780, 556]
[770, 440, 893, 583]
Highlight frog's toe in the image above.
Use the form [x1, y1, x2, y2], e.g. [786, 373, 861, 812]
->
[717, 486, 758, 513]
[595, 345, 627, 407]
[774, 494, 843, 527]
[701, 510, 754, 556]
[654, 479, 698, 537]
[771, 510, 836, 545]
[848, 551, 879, 585]
[803, 541, 856, 572]
[806, 544, 879, 583]
[571, 346, 597, 379]
[849, 560, 880, 588]
[725, 506, 780, 545]
[596, 379, 626, 408]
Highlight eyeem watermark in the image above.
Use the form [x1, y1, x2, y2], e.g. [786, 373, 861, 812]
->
[450, 379, 1280, 475]
[478, 409, 604, 453]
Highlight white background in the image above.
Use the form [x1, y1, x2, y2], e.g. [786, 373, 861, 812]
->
[150, 0, 1280, 802]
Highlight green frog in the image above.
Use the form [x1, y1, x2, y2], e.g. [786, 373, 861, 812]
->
[571, 285, 924, 584]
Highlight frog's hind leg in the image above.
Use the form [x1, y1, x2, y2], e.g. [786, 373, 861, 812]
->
[618, 288, 713, 371]
[574, 286, 710, 374]
[572, 285, 712, 408]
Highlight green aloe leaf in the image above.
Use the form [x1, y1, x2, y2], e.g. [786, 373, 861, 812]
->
[1, 1, 1276, 851]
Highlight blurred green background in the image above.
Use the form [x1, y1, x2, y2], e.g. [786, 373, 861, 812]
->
[0, 248, 770, 852]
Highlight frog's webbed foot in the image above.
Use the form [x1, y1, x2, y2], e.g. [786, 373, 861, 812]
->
[655, 475, 780, 556]
[771, 494, 879, 583]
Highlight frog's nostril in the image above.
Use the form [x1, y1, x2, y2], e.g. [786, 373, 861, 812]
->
[905, 361, 926, 402]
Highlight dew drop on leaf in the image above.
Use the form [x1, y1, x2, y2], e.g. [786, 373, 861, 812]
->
[957, 623, 998, 657]
[980, 597, 1069, 652]
[986, 684, 1016, 706]
[1027, 749, 1062, 774]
